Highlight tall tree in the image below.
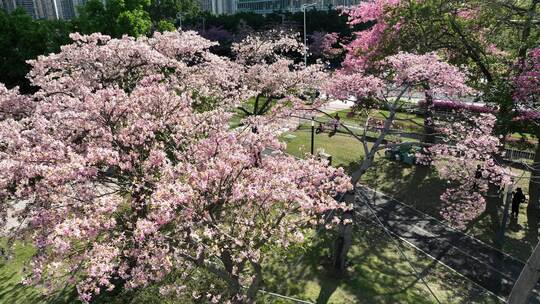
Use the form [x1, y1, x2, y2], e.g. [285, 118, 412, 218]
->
[0, 31, 351, 303]
[324, 51, 511, 273]
[232, 30, 326, 119]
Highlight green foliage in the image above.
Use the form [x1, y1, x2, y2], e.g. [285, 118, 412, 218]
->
[116, 9, 152, 37]
[157, 19, 177, 32]
[0, 9, 71, 93]
[73, 0, 110, 34]
[74, 0, 198, 37]
[185, 10, 360, 39]
[148, 0, 199, 22]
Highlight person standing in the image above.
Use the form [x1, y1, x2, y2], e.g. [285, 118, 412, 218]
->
[512, 188, 526, 217]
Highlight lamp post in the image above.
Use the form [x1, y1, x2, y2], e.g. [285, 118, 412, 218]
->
[311, 116, 315, 155]
[200, 16, 206, 32]
[277, 13, 285, 25]
[176, 12, 184, 30]
[302, 3, 316, 66]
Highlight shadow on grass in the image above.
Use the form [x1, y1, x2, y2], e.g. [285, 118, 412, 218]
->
[359, 159, 447, 218]
[359, 158, 539, 262]
[0, 240, 78, 304]
[262, 220, 462, 304]
[0, 269, 78, 304]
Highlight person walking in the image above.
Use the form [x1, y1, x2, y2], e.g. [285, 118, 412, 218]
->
[473, 164, 482, 190]
[512, 188, 526, 217]
[329, 113, 340, 137]
[334, 113, 341, 132]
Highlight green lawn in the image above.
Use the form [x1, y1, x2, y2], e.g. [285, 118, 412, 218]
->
[0, 240, 40, 304]
[0, 239, 76, 304]
[283, 125, 539, 262]
[282, 128, 367, 171]
[262, 220, 502, 304]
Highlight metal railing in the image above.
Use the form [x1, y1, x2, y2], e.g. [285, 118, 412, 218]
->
[505, 148, 536, 161]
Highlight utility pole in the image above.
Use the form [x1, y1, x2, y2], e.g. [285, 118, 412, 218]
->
[302, 3, 316, 66]
[508, 241, 540, 304]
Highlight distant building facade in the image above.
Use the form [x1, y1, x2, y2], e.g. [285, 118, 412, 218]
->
[4, 0, 38, 18]
[1, 0, 18, 14]
[199, 0, 235, 15]
[35, 0, 59, 19]
[200, 0, 363, 15]
[1, 0, 86, 19]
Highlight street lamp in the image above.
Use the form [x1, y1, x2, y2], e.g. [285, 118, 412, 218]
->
[302, 3, 317, 66]
[176, 12, 184, 30]
[277, 13, 285, 25]
[311, 116, 315, 155]
[200, 16, 206, 32]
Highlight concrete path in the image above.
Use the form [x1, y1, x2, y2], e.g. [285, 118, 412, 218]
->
[319, 99, 355, 114]
[354, 185, 540, 303]
[2, 200, 27, 236]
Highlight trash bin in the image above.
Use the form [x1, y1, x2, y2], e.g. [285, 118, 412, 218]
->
[318, 152, 332, 166]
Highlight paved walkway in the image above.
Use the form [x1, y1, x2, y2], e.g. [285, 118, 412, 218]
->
[320, 99, 355, 114]
[354, 185, 540, 303]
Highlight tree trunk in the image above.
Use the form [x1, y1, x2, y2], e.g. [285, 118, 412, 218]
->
[332, 107, 397, 276]
[253, 94, 260, 115]
[529, 139, 540, 208]
[332, 208, 353, 277]
[517, 0, 539, 66]
[508, 241, 540, 304]
[245, 262, 263, 303]
[423, 89, 436, 144]
[496, 185, 513, 247]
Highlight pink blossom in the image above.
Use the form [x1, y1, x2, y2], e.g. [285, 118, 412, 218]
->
[514, 48, 540, 105]
[0, 31, 351, 303]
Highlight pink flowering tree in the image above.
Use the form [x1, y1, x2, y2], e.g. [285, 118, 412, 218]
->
[419, 113, 512, 227]
[308, 31, 342, 59]
[340, 0, 534, 143]
[514, 48, 540, 108]
[0, 31, 352, 303]
[232, 30, 327, 121]
[341, 0, 447, 143]
[340, 0, 402, 71]
[513, 48, 540, 207]
[322, 50, 510, 273]
[326, 51, 510, 225]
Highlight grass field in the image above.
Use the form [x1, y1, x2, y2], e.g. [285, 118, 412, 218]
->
[283, 125, 539, 262]
[262, 220, 502, 304]
[0, 239, 77, 304]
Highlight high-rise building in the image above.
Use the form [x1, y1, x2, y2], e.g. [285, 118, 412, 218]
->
[34, 0, 59, 19]
[199, 0, 236, 15]
[14, 0, 37, 18]
[1, 0, 17, 12]
[1, 0, 85, 19]
[198, 0, 212, 13]
[201, 0, 362, 15]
